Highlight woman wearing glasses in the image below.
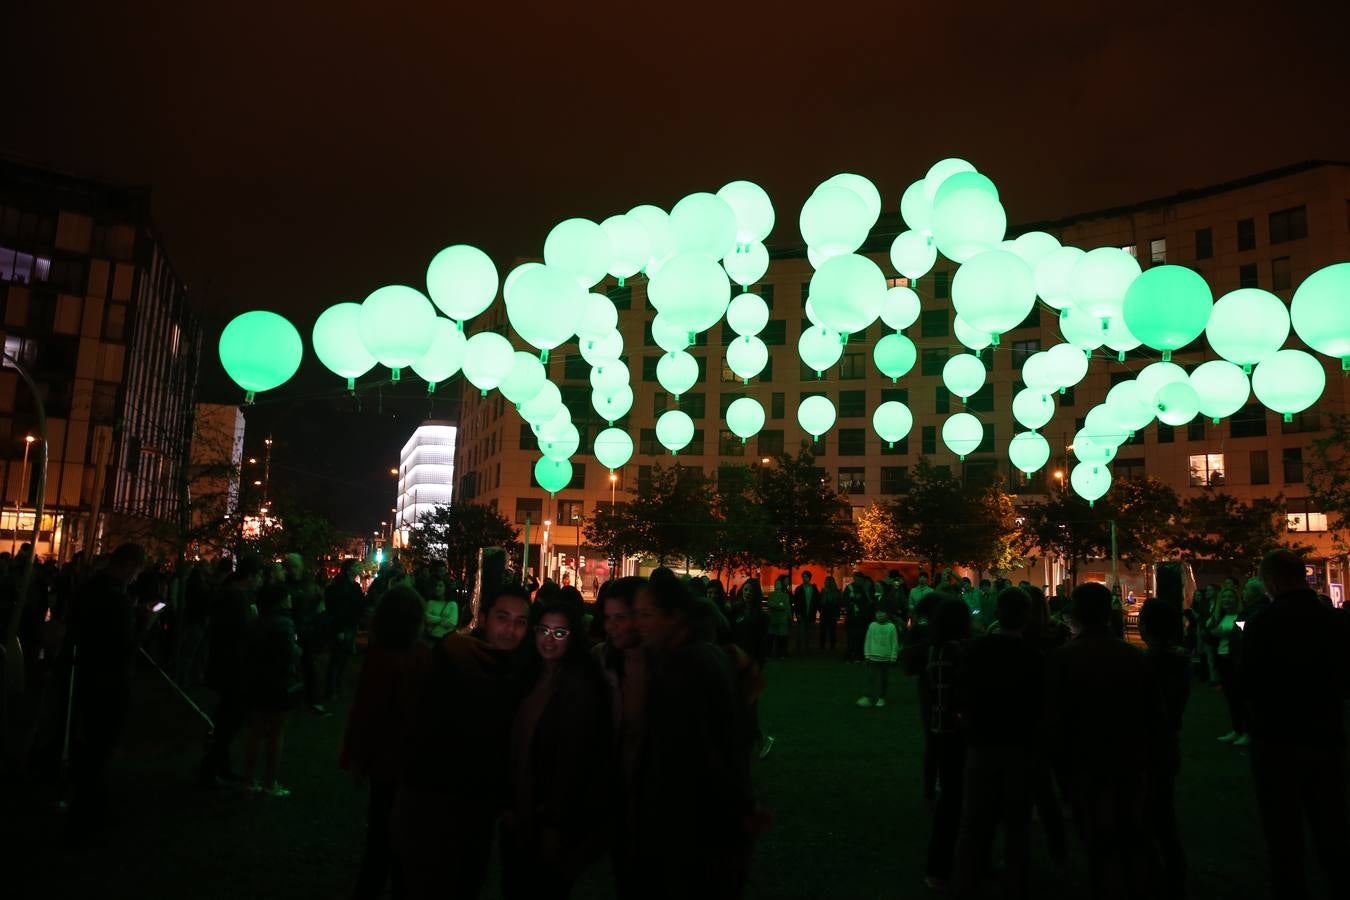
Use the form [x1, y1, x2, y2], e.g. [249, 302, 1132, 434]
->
[501, 600, 613, 899]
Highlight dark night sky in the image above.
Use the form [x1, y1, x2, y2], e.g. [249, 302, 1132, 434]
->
[3, 2, 1346, 532]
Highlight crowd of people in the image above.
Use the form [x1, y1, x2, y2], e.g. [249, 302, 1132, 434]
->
[6, 542, 1349, 898]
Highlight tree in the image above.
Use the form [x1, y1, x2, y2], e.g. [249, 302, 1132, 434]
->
[856, 501, 902, 560]
[585, 462, 715, 567]
[1309, 412, 1350, 552]
[890, 458, 1020, 576]
[1168, 489, 1311, 566]
[751, 446, 861, 579]
[1019, 491, 1109, 585]
[704, 464, 772, 580]
[407, 502, 518, 586]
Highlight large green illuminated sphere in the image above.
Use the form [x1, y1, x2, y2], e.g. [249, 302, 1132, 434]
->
[954, 316, 993, 351]
[1072, 432, 1116, 466]
[1012, 387, 1056, 431]
[1104, 316, 1142, 356]
[579, 329, 623, 367]
[889, 230, 937, 280]
[647, 253, 731, 335]
[500, 351, 547, 404]
[1105, 380, 1155, 431]
[578, 293, 619, 342]
[589, 361, 629, 394]
[872, 401, 913, 445]
[461, 331, 515, 392]
[656, 409, 696, 454]
[219, 310, 303, 396]
[726, 397, 766, 440]
[656, 351, 699, 395]
[727, 293, 769, 336]
[800, 185, 870, 262]
[716, 180, 775, 244]
[650, 315, 692, 353]
[942, 413, 984, 458]
[1206, 288, 1289, 369]
[627, 205, 675, 274]
[540, 420, 580, 462]
[1252, 349, 1326, 418]
[1136, 361, 1188, 404]
[600, 214, 651, 280]
[727, 335, 769, 381]
[873, 333, 917, 381]
[881, 286, 922, 331]
[950, 249, 1034, 337]
[1121, 265, 1213, 354]
[808, 253, 886, 334]
[933, 171, 998, 209]
[824, 173, 882, 228]
[1189, 360, 1250, 421]
[534, 457, 573, 495]
[1045, 342, 1089, 389]
[1083, 405, 1128, 448]
[1034, 246, 1085, 310]
[503, 262, 542, 302]
[942, 353, 986, 401]
[670, 192, 738, 260]
[799, 325, 844, 375]
[723, 242, 770, 287]
[803, 296, 823, 328]
[1291, 263, 1350, 366]
[923, 158, 977, 204]
[1070, 463, 1112, 504]
[506, 264, 585, 351]
[1021, 351, 1059, 394]
[311, 303, 375, 383]
[1069, 247, 1141, 322]
[1009, 231, 1061, 269]
[899, 180, 932, 234]
[426, 245, 499, 321]
[591, 384, 634, 422]
[797, 394, 837, 438]
[520, 381, 563, 424]
[359, 285, 437, 369]
[1059, 307, 1106, 352]
[1154, 381, 1201, 426]
[543, 218, 609, 289]
[1008, 431, 1051, 474]
[410, 317, 468, 385]
[594, 427, 634, 471]
[931, 189, 1007, 264]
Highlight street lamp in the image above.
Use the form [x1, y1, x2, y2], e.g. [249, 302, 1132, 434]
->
[608, 471, 617, 509]
[13, 434, 36, 553]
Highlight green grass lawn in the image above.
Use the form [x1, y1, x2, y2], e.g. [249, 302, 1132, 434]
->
[5, 649, 1279, 899]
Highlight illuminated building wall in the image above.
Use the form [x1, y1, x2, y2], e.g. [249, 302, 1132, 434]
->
[394, 421, 455, 544]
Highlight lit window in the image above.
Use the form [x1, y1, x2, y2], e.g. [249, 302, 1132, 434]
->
[885, 276, 911, 289]
[1120, 244, 1138, 258]
[1150, 238, 1166, 266]
[1188, 453, 1226, 487]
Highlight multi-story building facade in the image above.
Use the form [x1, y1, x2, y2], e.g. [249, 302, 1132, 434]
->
[0, 160, 202, 558]
[186, 402, 244, 557]
[453, 160, 1350, 589]
[393, 421, 456, 547]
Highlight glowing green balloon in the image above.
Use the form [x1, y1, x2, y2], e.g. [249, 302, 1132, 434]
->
[727, 293, 769, 336]
[1292, 263, 1350, 367]
[656, 350, 699, 396]
[889, 230, 937, 280]
[724, 242, 770, 287]
[506, 264, 585, 351]
[1069, 247, 1140, 322]
[797, 395, 836, 438]
[872, 401, 913, 446]
[942, 353, 985, 402]
[1021, 352, 1059, 394]
[1105, 380, 1155, 431]
[808, 253, 886, 334]
[1072, 431, 1116, 466]
[799, 325, 844, 375]
[1136, 361, 1188, 405]
[359, 285, 437, 371]
[1252, 349, 1325, 420]
[578, 293, 619, 342]
[954, 316, 992, 352]
[670, 192, 738, 260]
[726, 335, 768, 381]
[1008, 431, 1050, 475]
[591, 384, 634, 423]
[410, 317, 468, 386]
[933, 171, 998, 208]
[219, 310, 303, 398]
[1034, 246, 1085, 310]
[942, 413, 984, 459]
[1153, 381, 1201, 426]
[1083, 404, 1128, 448]
[1206, 288, 1289, 369]
[426, 244, 498, 321]
[716, 180, 775, 244]
[881, 286, 922, 331]
[950, 249, 1034, 338]
[1103, 316, 1142, 359]
[899, 180, 931, 234]
[540, 420, 580, 461]
[1009, 231, 1061, 269]
[500, 351, 547, 404]
[931, 189, 1007, 264]
[1012, 387, 1055, 431]
[823, 173, 882, 228]
[544, 218, 609, 288]
[656, 409, 695, 454]
[503, 262, 541, 302]
[1070, 463, 1112, 504]
[627, 205, 675, 274]
[534, 457, 573, 494]
[650, 314, 692, 353]
[579, 329, 623, 366]
[461, 331, 515, 392]
[726, 397, 766, 441]
[873, 333, 917, 381]
[1044, 343, 1089, 389]
[594, 427, 634, 471]
[923, 158, 977, 204]
[1121, 265, 1213, 357]
[312, 302, 375, 385]
[521, 382, 563, 425]
[800, 185, 870, 262]
[647, 253, 731, 335]
[1058, 307, 1106, 352]
[1189, 360, 1249, 422]
[600, 214, 650, 280]
[590, 361, 629, 394]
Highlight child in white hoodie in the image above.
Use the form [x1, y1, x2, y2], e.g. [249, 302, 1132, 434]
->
[857, 608, 899, 708]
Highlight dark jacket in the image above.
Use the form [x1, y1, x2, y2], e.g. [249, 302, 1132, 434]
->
[956, 633, 1043, 751]
[325, 577, 364, 635]
[68, 573, 137, 721]
[1143, 647, 1191, 776]
[205, 582, 252, 691]
[340, 642, 429, 780]
[792, 584, 820, 621]
[242, 613, 302, 710]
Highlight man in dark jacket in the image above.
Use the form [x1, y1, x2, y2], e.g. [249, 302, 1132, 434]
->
[284, 553, 328, 715]
[1139, 598, 1191, 900]
[792, 570, 820, 653]
[1241, 549, 1350, 899]
[323, 558, 364, 702]
[199, 555, 261, 786]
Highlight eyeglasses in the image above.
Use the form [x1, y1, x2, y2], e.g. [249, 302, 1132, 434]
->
[535, 625, 571, 640]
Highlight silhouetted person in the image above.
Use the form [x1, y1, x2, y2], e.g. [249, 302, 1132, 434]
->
[200, 555, 262, 786]
[324, 558, 364, 702]
[1241, 549, 1350, 900]
[819, 575, 842, 651]
[792, 570, 820, 653]
[241, 582, 301, 795]
[1138, 598, 1191, 900]
[922, 597, 971, 891]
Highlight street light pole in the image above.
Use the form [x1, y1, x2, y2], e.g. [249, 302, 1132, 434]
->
[13, 435, 35, 554]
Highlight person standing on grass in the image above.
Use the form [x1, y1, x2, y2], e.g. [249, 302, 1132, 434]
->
[341, 585, 427, 900]
[766, 576, 791, 659]
[843, 572, 873, 663]
[819, 575, 842, 653]
[921, 597, 972, 892]
[1208, 587, 1248, 746]
[1241, 549, 1350, 900]
[324, 558, 364, 704]
[856, 607, 898, 708]
[241, 582, 302, 797]
[792, 570, 820, 653]
[199, 555, 262, 787]
[284, 553, 330, 716]
[1137, 598, 1191, 900]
